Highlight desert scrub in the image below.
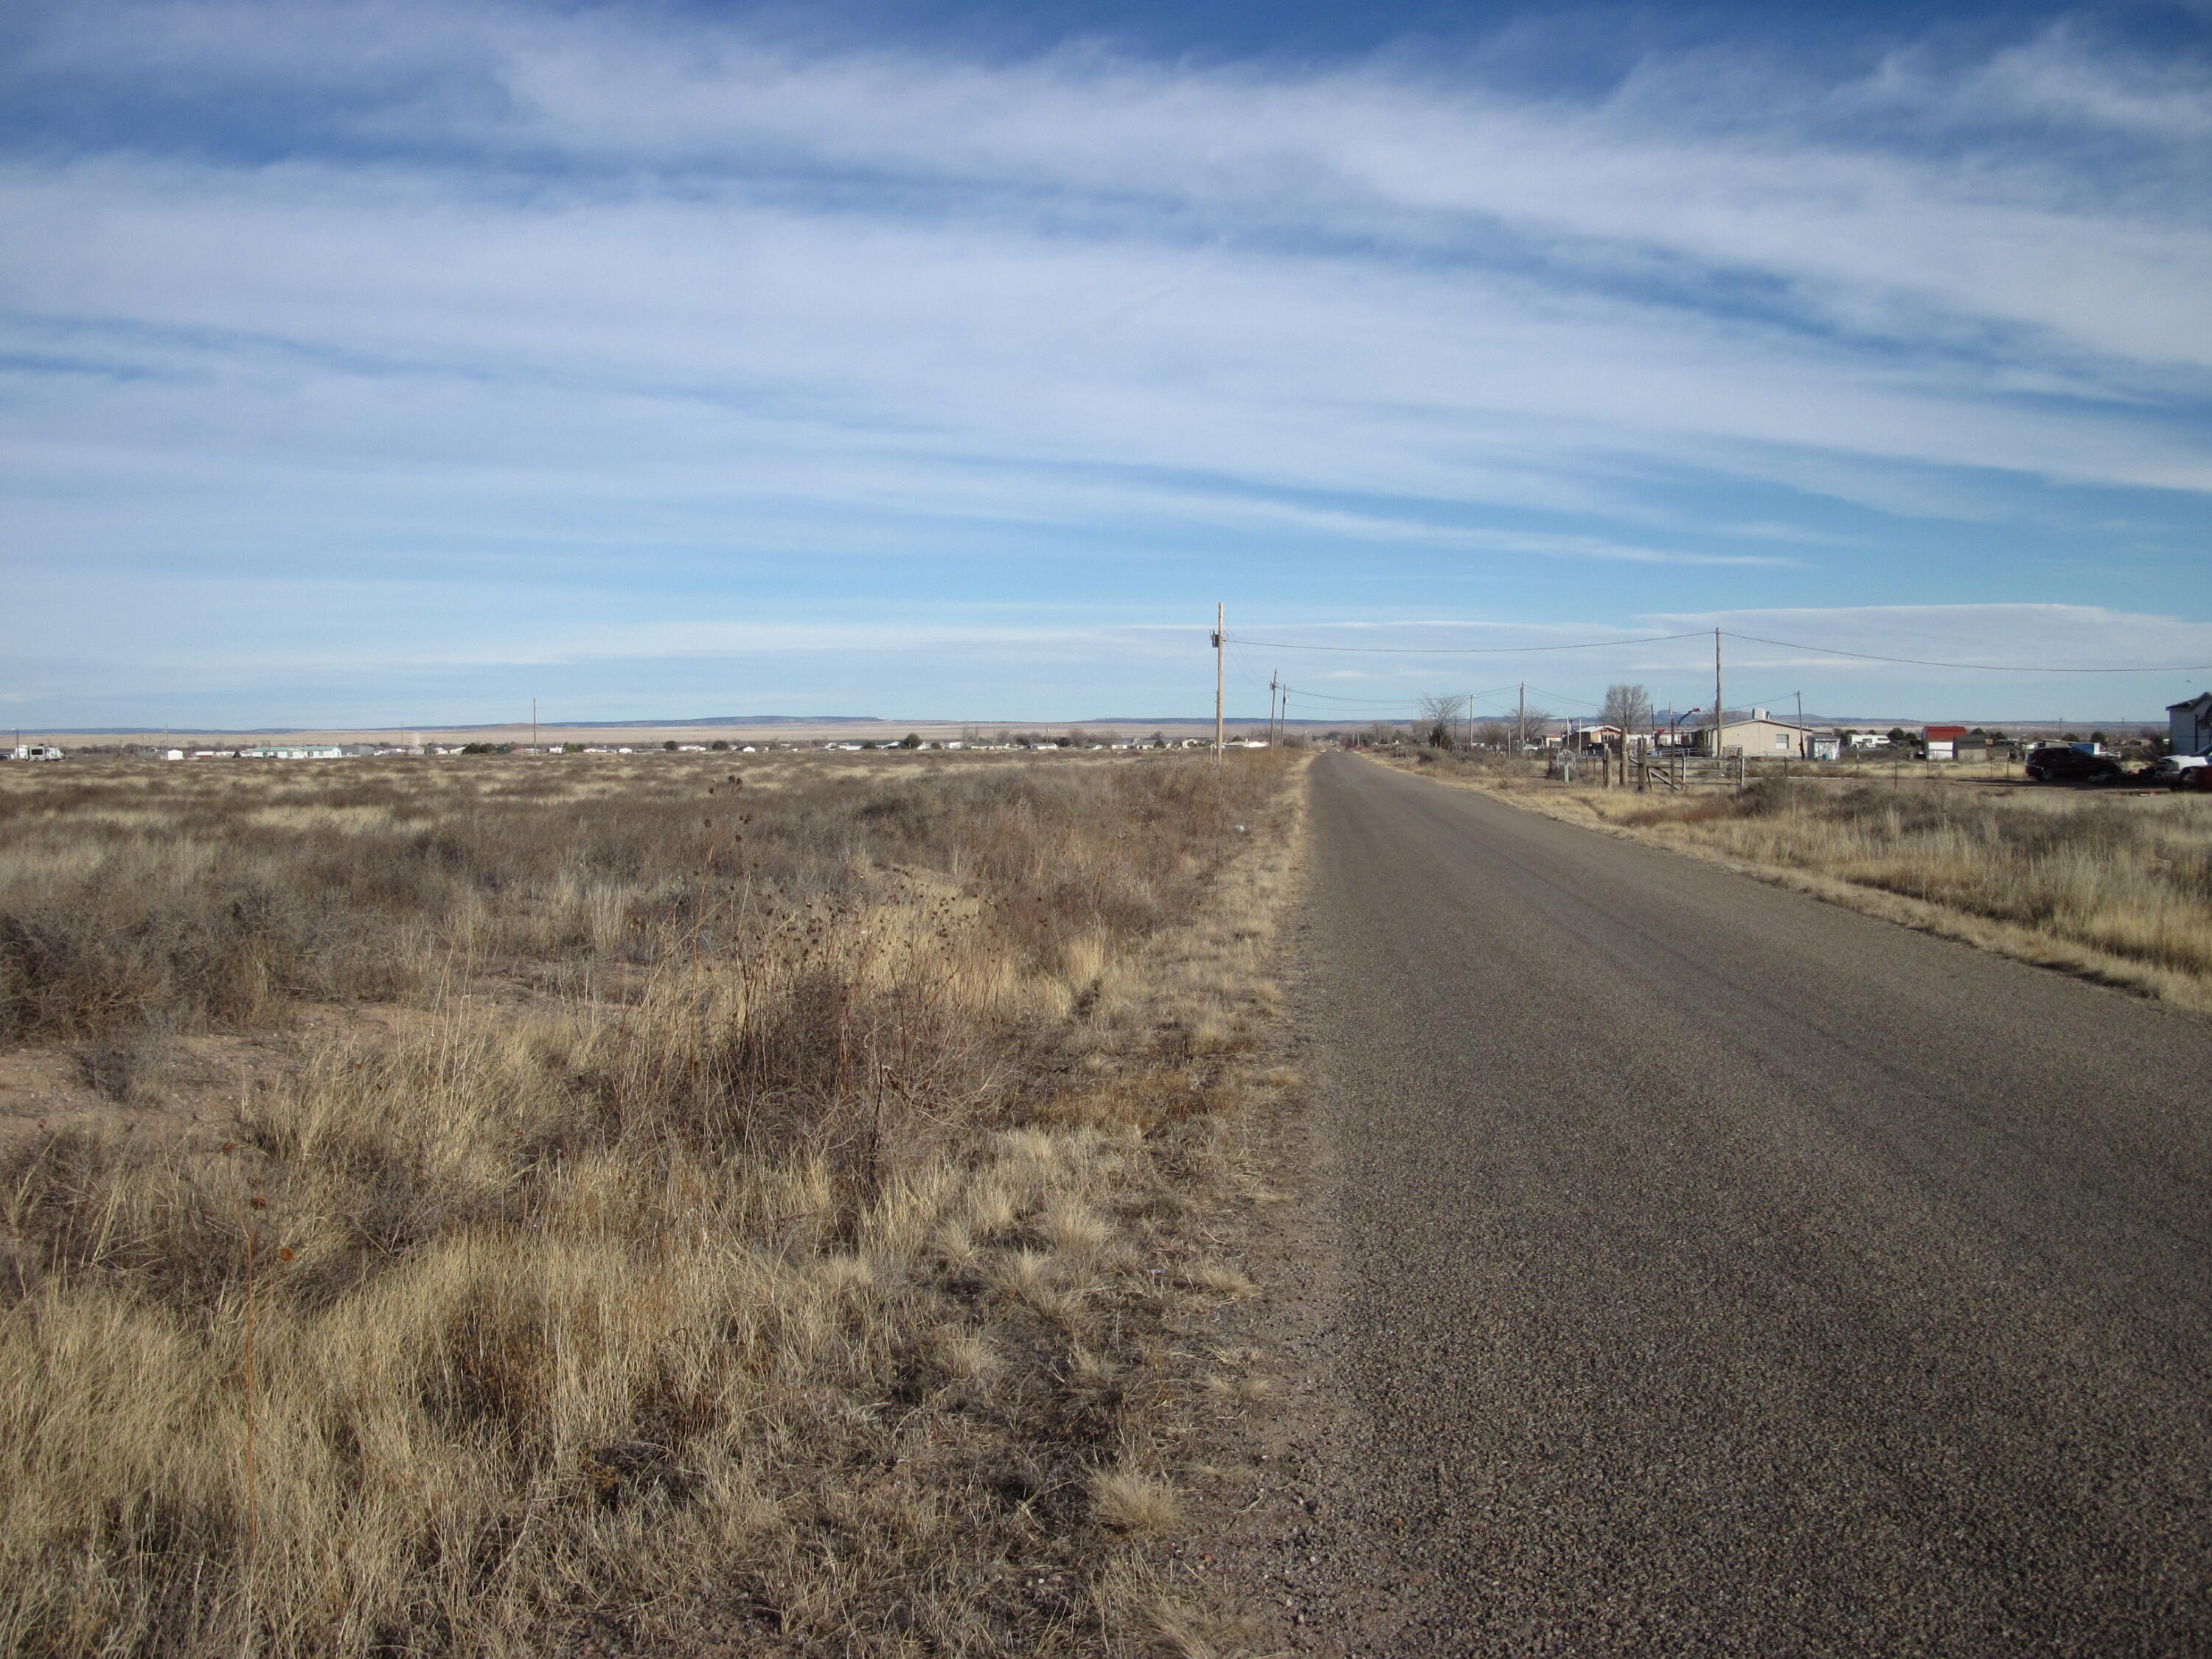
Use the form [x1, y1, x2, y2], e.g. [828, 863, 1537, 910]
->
[0, 751, 1258, 1041]
[1627, 779, 2212, 979]
[1405, 755, 2212, 1008]
[0, 747, 1303, 1658]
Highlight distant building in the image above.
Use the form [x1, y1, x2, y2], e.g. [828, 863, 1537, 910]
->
[11, 744, 65, 761]
[2170, 692, 2212, 755]
[1924, 723, 1969, 761]
[1686, 707, 1823, 759]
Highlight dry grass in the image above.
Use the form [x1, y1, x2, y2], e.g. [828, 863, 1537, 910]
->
[1391, 752, 2212, 1010]
[0, 748, 1308, 1658]
[1087, 1467, 1183, 1536]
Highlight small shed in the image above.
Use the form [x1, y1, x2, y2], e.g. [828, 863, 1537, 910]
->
[1925, 723, 1969, 761]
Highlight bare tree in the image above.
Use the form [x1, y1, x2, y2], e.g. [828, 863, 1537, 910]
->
[1599, 684, 1654, 734]
[1515, 704, 1554, 751]
[1418, 692, 1462, 749]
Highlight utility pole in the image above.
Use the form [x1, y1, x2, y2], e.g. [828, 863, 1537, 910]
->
[1795, 689, 1804, 759]
[531, 697, 538, 755]
[1214, 603, 1225, 760]
[1517, 683, 1526, 755]
[1269, 669, 1279, 745]
[1714, 627, 1728, 787]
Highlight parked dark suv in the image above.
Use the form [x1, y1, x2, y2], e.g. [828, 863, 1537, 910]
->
[2024, 745, 2123, 784]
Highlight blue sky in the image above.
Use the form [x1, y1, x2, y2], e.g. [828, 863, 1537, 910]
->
[4, 0, 2211, 729]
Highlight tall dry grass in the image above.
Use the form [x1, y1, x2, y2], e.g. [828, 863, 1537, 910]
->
[1398, 752, 2212, 1009]
[0, 749, 1304, 1658]
[1619, 779, 2212, 991]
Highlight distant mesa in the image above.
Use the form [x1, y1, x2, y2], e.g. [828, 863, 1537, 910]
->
[527, 715, 886, 730]
[22, 716, 887, 736]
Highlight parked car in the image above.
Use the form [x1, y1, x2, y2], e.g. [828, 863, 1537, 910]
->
[2152, 751, 2211, 790]
[2025, 745, 2123, 784]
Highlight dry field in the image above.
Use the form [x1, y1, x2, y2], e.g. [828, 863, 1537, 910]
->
[0, 747, 1307, 1658]
[1390, 750, 2212, 1012]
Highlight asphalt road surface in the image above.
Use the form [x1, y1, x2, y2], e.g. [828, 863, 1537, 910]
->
[1300, 753, 2212, 1655]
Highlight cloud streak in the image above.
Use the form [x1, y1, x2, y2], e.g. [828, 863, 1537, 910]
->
[1, 1, 2208, 724]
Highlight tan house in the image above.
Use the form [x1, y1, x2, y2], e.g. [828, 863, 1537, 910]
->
[1690, 707, 1818, 759]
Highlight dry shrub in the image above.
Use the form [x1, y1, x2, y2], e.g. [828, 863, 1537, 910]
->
[1443, 761, 2212, 1001]
[0, 753, 1259, 1042]
[0, 748, 1302, 1658]
[1088, 1465, 1183, 1535]
[1632, 782, 2212, 980]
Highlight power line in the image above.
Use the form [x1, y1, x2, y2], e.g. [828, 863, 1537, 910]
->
[1284, 689, 1429, 706]
[1228, 627, 2212, 674]
[1223, 644, 1274, 696]
[1228, 630, 1706, 655]
[1284, 677, 1529, 713]
[1722, 630, 2212, 675]
[1519, 682, 1604, 711]
[1285, 680, 1523, 706]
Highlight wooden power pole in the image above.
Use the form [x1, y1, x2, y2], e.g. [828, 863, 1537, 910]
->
[1517, 683, 1526, 754]
[1714, 627, 1727, 785]
[1214, 603, 1225, 760]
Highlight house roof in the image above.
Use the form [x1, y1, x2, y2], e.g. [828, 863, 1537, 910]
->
[1679, 710, 1817, 731]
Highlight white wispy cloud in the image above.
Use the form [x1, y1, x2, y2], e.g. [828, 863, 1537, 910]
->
[1, 1, 2208, 723]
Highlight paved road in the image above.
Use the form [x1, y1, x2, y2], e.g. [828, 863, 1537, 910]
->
[1300, 753, 2212, 1655]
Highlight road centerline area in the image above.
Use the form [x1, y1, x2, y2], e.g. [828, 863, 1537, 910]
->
[1298, 753, 2212, 1654]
